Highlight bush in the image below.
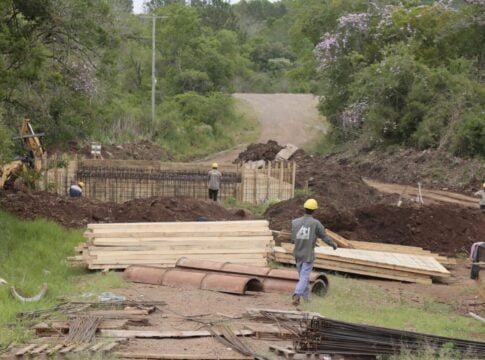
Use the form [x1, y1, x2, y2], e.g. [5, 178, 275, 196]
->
[453, 112, 485, 158]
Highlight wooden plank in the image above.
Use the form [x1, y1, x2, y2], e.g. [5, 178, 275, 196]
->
[88, 231, 272, 239]
[59, 344, 77, 354]
[274, 253, 432, 284]
[100, 329, 253, 339]
[92, 249, 267, 258]
[326, 230, 354, 249]
[45, 344, 65, 355]
[88, 260, 269, 270]
[15, 344, 37, 356]
[114, 353, 252, 360]
[34, 319, 129, 333]
[279, 244, 449, 276]
[91, 236, 272, 246]
[29, 344, 49, 355]
[88, 220, 269, 230]
[88, 240, 270, 251]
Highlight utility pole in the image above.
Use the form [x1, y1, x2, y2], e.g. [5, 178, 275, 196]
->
[140, 14, 165, 125]
[151, 15, 156, 125]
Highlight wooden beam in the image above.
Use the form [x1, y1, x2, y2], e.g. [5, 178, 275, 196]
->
[100, 329, 253, 339]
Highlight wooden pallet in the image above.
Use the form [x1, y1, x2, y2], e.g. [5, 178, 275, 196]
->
[7, 340, 124, 358]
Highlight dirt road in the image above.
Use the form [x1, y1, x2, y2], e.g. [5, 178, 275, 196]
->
[208, 93, 327, 163]
[365, 179, 479, 208]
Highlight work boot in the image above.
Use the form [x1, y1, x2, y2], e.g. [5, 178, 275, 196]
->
[292, 294, 300, 306]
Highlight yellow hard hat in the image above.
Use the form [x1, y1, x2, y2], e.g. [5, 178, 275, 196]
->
[78, 181, 85, 188]
[483, 182, 485, 188]
[304, 198, 318, 210]
[212, 163, 218, 169]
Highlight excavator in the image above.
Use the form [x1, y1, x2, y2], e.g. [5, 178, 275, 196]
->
[0, 119, 45, 189]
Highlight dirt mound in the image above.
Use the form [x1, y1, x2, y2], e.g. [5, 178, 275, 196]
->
[345, 204, 485, 257]
[113, 197, 245, 223]
[0, 191, 114, 228]
[323, 148, 485, 193]
[265, 198, 485, 256]
[0, 191, 246, 228]
[264, 196, 357, 232]
[234, 141, 283, 164]
[47, 140, 173, 161]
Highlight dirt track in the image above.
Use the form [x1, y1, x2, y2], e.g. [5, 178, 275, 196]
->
[209, 94, 327, 163]
[365, 179, 479, 208]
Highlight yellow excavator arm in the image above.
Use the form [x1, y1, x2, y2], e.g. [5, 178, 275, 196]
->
[0, 119, 45, 189]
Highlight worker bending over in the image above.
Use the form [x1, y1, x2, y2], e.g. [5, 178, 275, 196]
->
[474, 183, 485, 210]
[291, 198, 338, 306]
[69, 181, 84, 198]
[208, 163, 222, 202]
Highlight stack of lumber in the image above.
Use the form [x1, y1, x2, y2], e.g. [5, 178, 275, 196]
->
[273, 243, 450, 284]
[274, 230, 455, 267]
[73, 220, 272, 270]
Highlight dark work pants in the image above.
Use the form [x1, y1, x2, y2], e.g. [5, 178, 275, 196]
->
[208, 189, 218, 201]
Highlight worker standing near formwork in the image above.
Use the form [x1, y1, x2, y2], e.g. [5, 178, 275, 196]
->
[291, 199, 338, 306]
[208, 163, 222, 202]
[474, 183, 485, 210]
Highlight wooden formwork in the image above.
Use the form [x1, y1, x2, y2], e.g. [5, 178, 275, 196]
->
[37, 157, 295, 205]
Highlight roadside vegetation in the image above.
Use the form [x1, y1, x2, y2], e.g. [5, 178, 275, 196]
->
[0, 211, 125, 347]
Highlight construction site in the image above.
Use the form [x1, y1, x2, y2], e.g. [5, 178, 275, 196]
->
[0, 94, 484, 360]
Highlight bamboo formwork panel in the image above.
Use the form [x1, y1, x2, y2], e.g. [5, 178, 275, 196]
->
[240, 161, 295, 204]
[37, 158, 296, 205]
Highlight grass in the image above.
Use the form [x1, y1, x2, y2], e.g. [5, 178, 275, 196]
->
[222, 196, 278, 217]
[0, 210, 126, 347]
[303, 274, 485, 343]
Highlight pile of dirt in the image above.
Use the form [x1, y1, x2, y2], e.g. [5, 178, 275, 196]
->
[113, 196, 245, 223]
[323, 147, 485, 193]
[264, 195, 357, 232]
[0, 191, 114, 228]
[0, 191, 246, 228]
[234, 141, 283, 164]
[47, 140, 173, 161]
[264, 198, 484, 256]
[345, 204, 485, 257]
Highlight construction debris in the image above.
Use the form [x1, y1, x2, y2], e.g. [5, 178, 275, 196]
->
[65, 315, 102, 344]
[10, 283, 48, 303]
[295, 316, 485, 357]
[75, 220, 271, 269]
[123, 266, 263, 295]
[273, 243, 450, 284]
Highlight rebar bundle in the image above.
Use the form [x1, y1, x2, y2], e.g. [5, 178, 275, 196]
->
[295, 317, 485, 358]
[66, 315, 102, 344]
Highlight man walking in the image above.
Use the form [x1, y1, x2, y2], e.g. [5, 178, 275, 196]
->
[474, 183, 485, 210]
[208, 163, 222, 202]
[292, 198, 338, 306]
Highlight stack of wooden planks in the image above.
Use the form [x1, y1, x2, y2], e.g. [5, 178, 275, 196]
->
[73, 220, 272, 270]
[273, 243, 450, 284]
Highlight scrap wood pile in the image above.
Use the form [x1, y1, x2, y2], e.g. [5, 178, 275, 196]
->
[123, 257, 329, 296]
[273, 231, 452, 284]
[2, 301, 164, 359]
[71, 220, 272, 269]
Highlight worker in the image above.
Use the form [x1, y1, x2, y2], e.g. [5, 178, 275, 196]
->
[474, 183, 485, 209]
[291, 198, 338, 306]
[208, 163, 222, 202]
[69, 181, 84, 198]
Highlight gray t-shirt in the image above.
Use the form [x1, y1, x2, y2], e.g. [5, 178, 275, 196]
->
[208, 169, 222, 190]
[474, 189, 485, 206]
[291, 214, 337, 262]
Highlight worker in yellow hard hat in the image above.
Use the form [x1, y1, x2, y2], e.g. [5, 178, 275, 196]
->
[474, 183, 485, 210]
[208, 163, 222, 202]
[291, 198, 338, 306]
[69, 181, 84, 198]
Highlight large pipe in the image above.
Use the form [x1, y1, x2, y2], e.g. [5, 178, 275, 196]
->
[123, 266, 262, 295]
[175, 257, 329, 294]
